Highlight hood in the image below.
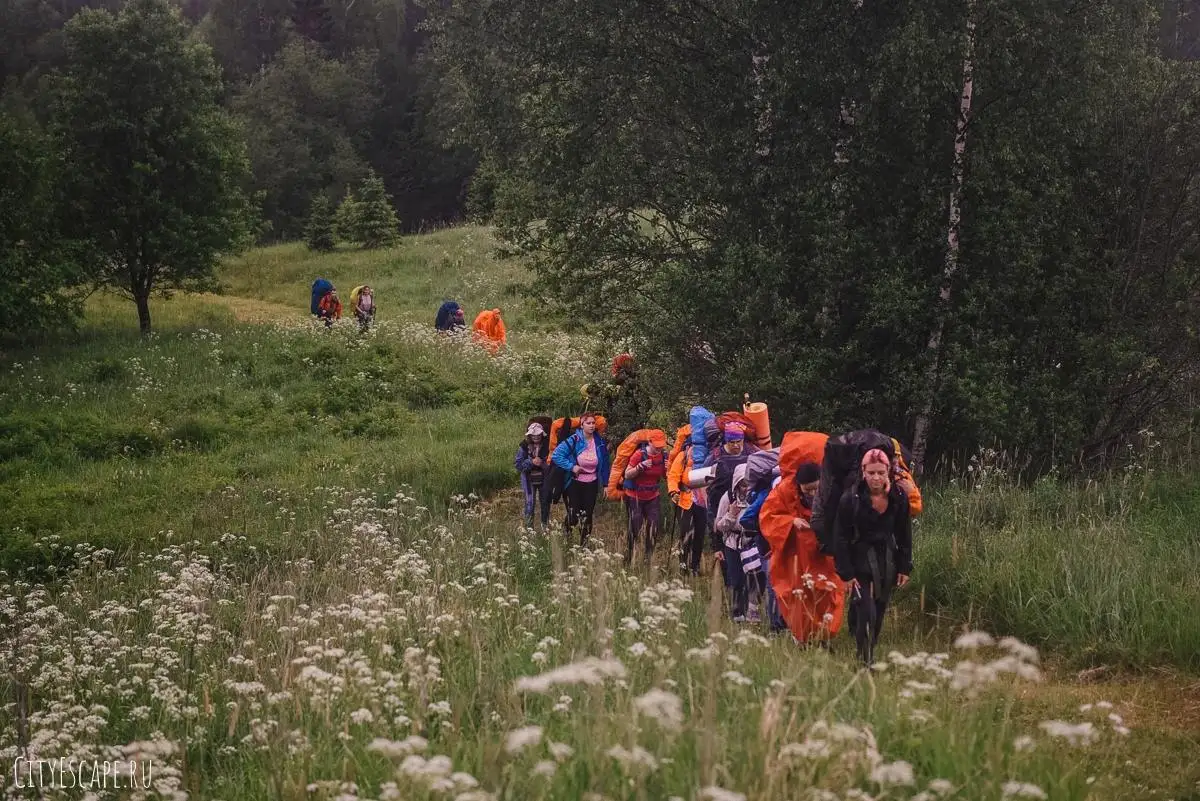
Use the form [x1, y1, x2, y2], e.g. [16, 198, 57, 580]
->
[732, 462, 749, 492]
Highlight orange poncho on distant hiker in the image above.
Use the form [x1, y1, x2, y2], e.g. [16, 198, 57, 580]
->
[759, 431, 847, 643]
[472, 308, 507, 354]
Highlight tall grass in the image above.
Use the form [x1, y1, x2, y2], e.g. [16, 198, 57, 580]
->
[914, 470, 1200, 671]
[0, 487, 1170, 801]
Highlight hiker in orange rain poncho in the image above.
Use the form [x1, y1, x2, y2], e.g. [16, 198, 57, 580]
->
[758, 431, 846, 645]
[472, 308, 507, 354]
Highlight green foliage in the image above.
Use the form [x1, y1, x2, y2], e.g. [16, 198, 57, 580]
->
[353, 169, 400, 249]
[334, 186, 361, 245]
[48, 0, 254, 334]
[0, 114, 88, 343]
[304, 193, 336, 252]
[431, 0, 1200, 471]
[232, 39, 374, 240]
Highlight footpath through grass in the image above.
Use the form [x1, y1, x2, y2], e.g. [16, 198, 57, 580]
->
[1, 227, 1198, 799]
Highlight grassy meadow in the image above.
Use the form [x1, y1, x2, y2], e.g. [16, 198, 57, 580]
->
[1, 228, 1199, 800]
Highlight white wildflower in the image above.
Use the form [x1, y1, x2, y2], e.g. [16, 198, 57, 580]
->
[871, 760, 915, 787]
[1038, 720, 1098, 746]
[633, 689, 684, 732]
[504, 726, 543, 755]
[513, 657, 627, 693]
[1002, 782, 1048, 799]
[548, 742, 574, 761]
[953, 631, 995, 649]
[699, 787, 746, 801]
[532, 760, 556, 778]
[606, 745, 659, 772]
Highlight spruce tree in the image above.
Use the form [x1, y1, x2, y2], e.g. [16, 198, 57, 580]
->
[334, 187, 360, 245]
[304, 193, 335, 251]
[354, 170, 401, 249]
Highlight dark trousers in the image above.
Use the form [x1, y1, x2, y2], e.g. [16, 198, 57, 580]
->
[847, 543, 897, 665]
[565, 480, 599, 546]
[678, 506, 707, 573]
[624, 495, 661, 563]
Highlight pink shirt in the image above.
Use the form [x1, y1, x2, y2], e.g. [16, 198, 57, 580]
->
[575, 439, 599, 483]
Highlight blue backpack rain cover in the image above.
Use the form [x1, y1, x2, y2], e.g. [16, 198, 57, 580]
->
[688, 406, 715, 467]
[311, 278, 333, 315]
[435, 300, 462, 331]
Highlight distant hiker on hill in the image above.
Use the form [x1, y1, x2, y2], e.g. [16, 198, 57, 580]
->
[311, 278, 333, 318]
[352, 285, 375, 332]
[472, 308, 507, 354]
[317, 289, 342, 328]
[436, 300, 465, 333]
[515, 422, 550, 530]
[834, 447, 914, 666]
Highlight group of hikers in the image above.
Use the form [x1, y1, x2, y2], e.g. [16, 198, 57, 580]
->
[308, 285, 509, 355]
[310, 279, 376, 332]
[514, 385, 923, 666]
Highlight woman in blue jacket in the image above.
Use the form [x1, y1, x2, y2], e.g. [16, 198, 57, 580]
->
[552, 411, 610, 546]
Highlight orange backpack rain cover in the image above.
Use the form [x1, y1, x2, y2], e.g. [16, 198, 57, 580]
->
[758, 431, 847, 643]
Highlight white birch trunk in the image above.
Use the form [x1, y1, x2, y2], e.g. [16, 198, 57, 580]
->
[911, 0, 976, 474]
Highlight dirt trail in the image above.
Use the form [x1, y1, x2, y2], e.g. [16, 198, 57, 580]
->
[189, 292, 304, 323]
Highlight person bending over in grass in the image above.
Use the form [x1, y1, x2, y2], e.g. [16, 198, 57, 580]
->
[834, 448, 913, 666]
[622, 430, 667, 566]
[551, 411, 609, 547]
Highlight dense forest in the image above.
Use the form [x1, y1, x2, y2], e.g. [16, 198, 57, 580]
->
[3, 0, 1200, 471]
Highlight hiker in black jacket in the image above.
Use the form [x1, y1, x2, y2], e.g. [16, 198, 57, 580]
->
[833, 447, 913, 666]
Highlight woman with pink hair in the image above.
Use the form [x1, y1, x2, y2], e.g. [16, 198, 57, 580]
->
[833, 447, 913, 666]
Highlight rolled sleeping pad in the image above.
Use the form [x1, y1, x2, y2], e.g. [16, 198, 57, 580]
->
[685, 465, 717, 489]
[743, 401, 772, 450]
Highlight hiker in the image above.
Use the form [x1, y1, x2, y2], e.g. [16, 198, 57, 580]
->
[352, 285, 375, 332]
[759, 431, 846, 646]
[515, 422, 550, 529]
[311, 278, 334, 318]
[811, 429, 923, 553]
[472, 308, 507, 354]
[833, 448, 913, 666]
[738, 448, 788, 633]
[317, 288, 342, 328]
[714, 463, 765, 622]
[667, 435, 708, 575]
[621, 429, 668, 566]
[703, 423, 754, 528]
[551, 411, 609, 547]
[436, 300, 466, 333]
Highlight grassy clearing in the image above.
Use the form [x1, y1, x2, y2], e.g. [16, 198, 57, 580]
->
[216, 227, 561, 335]
[2, 227, 1199, 799]
[0, 290, 589, 575]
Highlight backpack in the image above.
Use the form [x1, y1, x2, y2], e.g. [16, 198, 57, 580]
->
[810, 429, 899, 550]
[311, 278, 333, 315]
[435, 300, 462, 330]
[605, 428, 666, 501]
[668, 424, 691, 466]
[745, 448, 780, 492]
[548, 415, 608, 453]
[688, 406, 716, 466]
